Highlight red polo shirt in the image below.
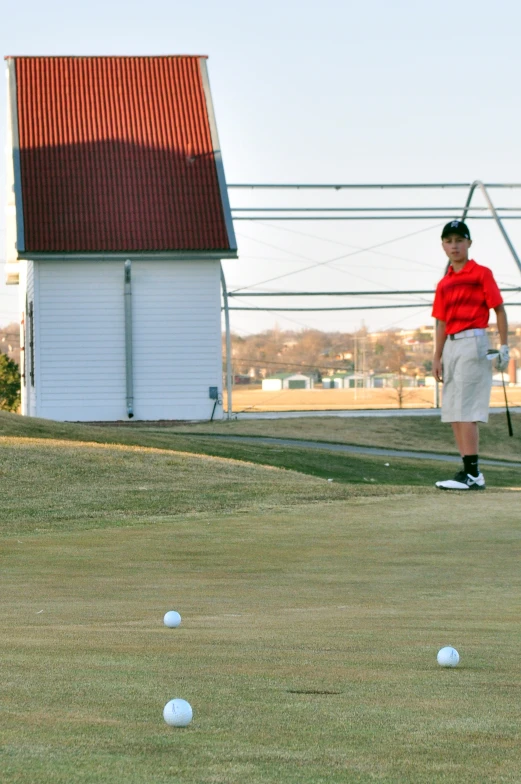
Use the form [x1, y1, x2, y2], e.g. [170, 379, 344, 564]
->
[432, 260, 503, 335]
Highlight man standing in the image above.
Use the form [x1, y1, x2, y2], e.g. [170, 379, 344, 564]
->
[432, 220, 509, 490]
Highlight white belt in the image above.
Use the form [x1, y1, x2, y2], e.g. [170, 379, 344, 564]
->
[449, 328, 486, 341]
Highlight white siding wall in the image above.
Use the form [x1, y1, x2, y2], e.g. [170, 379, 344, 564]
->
[33, 258, 223, 422]
[131, 260, 222, 421]
[37, 261, 127, 421]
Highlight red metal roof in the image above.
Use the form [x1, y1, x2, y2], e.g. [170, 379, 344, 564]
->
[11, 56, 234, 253]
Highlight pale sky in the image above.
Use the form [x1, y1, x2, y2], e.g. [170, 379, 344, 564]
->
[2, 0, 521, 336]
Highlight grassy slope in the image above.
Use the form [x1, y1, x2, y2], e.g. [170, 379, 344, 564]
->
[163, 411, 521, 463]
[3, 410, 521, 464]
[0, 436, 403, 538]
[1, 413, 520, 534]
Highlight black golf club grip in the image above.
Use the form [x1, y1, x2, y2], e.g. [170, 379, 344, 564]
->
[506, 407, 514, 437]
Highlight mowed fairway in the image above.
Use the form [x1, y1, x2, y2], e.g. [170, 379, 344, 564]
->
[1, 416, 521, 783]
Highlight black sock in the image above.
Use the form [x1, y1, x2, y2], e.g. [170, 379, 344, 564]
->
[463, 454, 479, 477]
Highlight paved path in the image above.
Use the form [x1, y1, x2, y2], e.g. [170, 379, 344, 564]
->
[203, 434, 521, 469]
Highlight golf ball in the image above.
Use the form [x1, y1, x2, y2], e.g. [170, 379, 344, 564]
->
[437, 646, 460, 667]
[163, 699, 193, 727]
[163, 611, 182, 628]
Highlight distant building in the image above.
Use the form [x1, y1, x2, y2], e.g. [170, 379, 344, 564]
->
[323, 373, 370, 389]
[5, 55, 237, 421]
[262, 373, 314, 391]
[233, 374, 252, 385]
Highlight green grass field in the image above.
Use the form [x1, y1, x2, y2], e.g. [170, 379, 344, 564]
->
[1, 411, 521, 783]
[164, 409, 521, 463]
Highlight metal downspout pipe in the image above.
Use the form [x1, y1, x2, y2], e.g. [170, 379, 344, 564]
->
[124, 260, 134, 418]
[220, 263, 233, 419]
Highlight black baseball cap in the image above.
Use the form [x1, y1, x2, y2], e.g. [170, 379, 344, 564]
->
[441, 220, 471, 240]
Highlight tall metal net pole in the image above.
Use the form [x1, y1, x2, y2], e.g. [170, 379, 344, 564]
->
[461, 181, 521, 275]
[220, 263, 233, 419]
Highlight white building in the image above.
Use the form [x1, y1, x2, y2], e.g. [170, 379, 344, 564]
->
[5, 56, 237, 421]
[323, 374, 370, 389]
[262, 373, 314, 391]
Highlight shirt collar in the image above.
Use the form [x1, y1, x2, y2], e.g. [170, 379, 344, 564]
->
[447, 259, 476, 276]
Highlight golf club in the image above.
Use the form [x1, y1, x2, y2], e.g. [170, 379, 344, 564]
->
[486, 350, 514, 437]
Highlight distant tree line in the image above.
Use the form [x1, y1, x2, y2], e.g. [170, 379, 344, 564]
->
[224, 326, 435, 381]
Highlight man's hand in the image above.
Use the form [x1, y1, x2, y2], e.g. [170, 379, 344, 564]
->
[433, 357, 443, 382]
[497, 345, 510, 372]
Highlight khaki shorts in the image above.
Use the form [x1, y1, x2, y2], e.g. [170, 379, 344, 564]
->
[441, 332, 492, 423]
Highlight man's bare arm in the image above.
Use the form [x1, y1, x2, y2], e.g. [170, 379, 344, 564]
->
[494, 304, 508, 346]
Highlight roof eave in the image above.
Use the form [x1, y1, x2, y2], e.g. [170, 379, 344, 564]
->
[199, 58, 237, 254]
[16, 249, 238, 262]
[7, 59, 25, 253]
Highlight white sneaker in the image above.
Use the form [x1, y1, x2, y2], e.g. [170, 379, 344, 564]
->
[436, 470, 486, 491]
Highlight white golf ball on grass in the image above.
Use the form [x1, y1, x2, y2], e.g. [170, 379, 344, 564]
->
[163, 699, 193, 727]
[163, 611, 181, 628]
[437, 646, 460, 667]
